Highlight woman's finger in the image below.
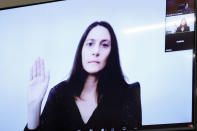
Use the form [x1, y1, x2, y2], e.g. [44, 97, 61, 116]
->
[36, 58, 39, 77]
[33, 61, 37, 79]
[37, 57, 41, 77]
[40, 58, 45, 80]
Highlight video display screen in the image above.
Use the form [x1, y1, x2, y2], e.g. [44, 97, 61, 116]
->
[0, 0, 195, 130]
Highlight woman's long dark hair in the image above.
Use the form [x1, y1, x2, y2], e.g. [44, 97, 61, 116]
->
[180, 18, 188, 27]
[67, 21, 128, 102]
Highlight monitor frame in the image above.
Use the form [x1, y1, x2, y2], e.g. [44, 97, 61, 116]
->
[0, 0, 196, 130]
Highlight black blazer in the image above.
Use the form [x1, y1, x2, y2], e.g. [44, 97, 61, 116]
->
[122, 82, 142, 130]
[176, 25, 190, 32]
[24, 81, 142, 131]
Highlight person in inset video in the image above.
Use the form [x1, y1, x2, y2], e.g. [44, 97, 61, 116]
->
[183, 2, 192, 14]
[176, 18, 190, 33]
[177, 2, 192, 14]
[24, 21, 142, 131]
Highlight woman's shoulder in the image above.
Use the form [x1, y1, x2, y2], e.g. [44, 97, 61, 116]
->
[127, 82, 141, 94]
[125, 81, 141, 99]
[50, 80, 72, 97]
[128, 82, 140, 88]
[54, 80, 69, 89]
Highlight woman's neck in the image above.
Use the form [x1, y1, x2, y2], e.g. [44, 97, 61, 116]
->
[80, 75, 98, 101]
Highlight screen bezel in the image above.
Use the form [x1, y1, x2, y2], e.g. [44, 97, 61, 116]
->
[0, 0, 196, 130]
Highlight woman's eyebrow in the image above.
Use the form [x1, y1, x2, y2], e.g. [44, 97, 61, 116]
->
[101, 39, 111, 43]
[86, 39, 95, 42]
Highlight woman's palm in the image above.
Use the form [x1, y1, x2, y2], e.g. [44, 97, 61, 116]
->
[28, 58, 50, 104]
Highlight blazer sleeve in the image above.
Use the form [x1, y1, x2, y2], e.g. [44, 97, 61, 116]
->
[122, 82, 142, 130]
[24, 85, 64, 131]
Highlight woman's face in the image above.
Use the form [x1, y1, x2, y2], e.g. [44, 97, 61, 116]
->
[185, 3, 189, 9]
[181, 19, 186, 26]
[82, 25, 111, 74]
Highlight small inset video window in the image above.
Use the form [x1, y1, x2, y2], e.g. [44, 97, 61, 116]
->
[166, 14, 195, 34]
[165, 14, 195, 52]
[166, 0, 194, 16]
[165, 0, 195, 52]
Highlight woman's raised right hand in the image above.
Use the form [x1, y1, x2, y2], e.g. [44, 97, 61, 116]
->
[27, 58, 50, 129]
[28, 58, 50, 105]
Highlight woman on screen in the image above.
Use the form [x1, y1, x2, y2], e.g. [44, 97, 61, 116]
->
[24, 21, 142, 131]
[176, 18, 190, 33]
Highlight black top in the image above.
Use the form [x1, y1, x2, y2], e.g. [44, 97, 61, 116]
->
[24, 81, 142, 131]
[176, 25, 190, 32]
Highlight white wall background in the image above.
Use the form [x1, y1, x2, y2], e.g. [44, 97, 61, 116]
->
[0, 0, 194, 130]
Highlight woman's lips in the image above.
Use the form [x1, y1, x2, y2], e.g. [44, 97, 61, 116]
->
[88, 61, 100, 64]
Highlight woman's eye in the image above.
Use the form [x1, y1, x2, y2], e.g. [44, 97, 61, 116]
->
[102, 43, 109, 48]
[87, 42, 93, 46]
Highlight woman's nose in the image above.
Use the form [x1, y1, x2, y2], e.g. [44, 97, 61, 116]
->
[92, 45, 100, 57]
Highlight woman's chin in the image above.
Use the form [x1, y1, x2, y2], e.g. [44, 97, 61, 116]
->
[85, 69, 101, 75]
